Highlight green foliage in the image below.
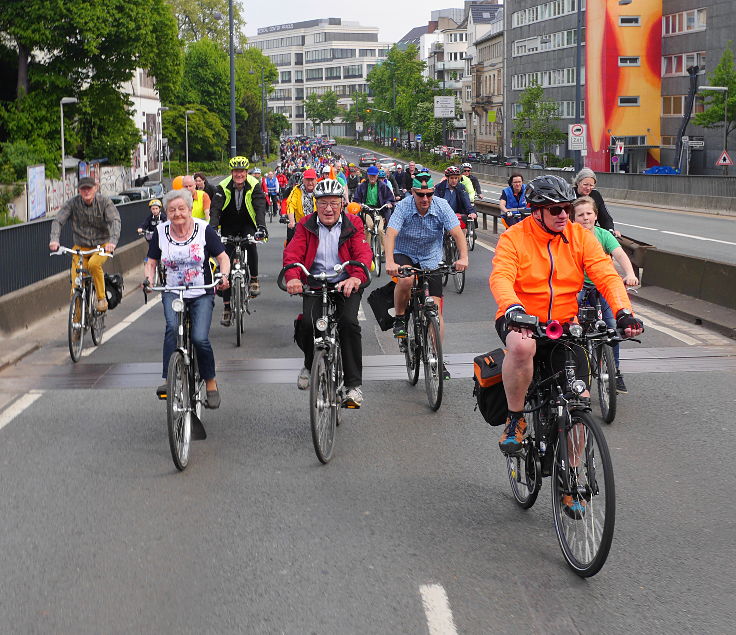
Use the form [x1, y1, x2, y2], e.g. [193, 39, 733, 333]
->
[0, 182, 24, 225]
[167, 160, 229, 176]
[342, 93, 371, 124]
[166, 0, 246, 49]
[692, 44, 736, 144]
[0, 140, 60, 182]
[162, 105, 228, 162]
[512, 81, 567, 160]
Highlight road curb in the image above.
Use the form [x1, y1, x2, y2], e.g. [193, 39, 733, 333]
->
[0, 341, 41, 372]
[632, 294, 736, 341]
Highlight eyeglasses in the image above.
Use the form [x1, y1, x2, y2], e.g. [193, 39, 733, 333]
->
[544, 203, 573, 216]
[316, 201, 341, 210]
[413, 191, 434, 198]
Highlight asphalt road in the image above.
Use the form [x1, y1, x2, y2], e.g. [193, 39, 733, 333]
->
[335, 144, 736, 265]
[1, 219, 735, 633]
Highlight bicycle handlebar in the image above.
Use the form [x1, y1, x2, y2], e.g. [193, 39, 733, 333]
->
[51, 246, 113, 258]
[277, 260, 371, 293]
[507, 312, 632, 344]
[221, 235, 264, 246]
[145, 274, 223, 293]
[361, 203, 392, 213]
[396, 263, 458, 278]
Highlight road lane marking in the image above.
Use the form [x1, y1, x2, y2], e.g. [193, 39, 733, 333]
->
[660, 231, 736, 246]
[616, 222, 660, 231]
[358, 301, 366, 321]
[475, 239, 496, 252]
[0, 390, 44, 431]
[633, 315, 701, 345]
[81, 295, 161, 357]
[420, 584, 458, 635]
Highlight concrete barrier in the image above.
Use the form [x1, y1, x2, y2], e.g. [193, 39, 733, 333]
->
[0, 239, 147, 336]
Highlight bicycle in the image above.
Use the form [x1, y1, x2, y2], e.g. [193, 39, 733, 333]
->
[138, 228, 167, 286]
[51, 246, 113, 363]
[503, 312, 620, 577]
[359, 203, 391, 278]
[442, 232, 465, 294]
[144, 276, 222, 471]
[464, 214, 476, 252]
[267, 193, 280, 222]
[277, 260, 371, 464]
[221, 235, 263, 347]
[397, 264, 457, 411]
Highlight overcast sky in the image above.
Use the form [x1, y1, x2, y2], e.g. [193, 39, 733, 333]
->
[243, 1, 470, 45]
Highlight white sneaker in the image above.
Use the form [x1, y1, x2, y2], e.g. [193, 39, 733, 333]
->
[297, 367, 310, 390]
[344, 386, 363, 407]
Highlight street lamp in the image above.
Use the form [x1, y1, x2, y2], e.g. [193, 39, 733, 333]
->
[60, 97, 77, 181]
[157, 106, 169, 182]
[184, 109, 195, 174]
[250, 68, 269, 160]
[214, 4, 237, 157]
[698, 85, 729, 174]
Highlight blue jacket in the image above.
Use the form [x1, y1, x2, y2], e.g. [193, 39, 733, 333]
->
[501, 185, 527, 213]
[353, 179, 395, 212]
[434, 180, 473, 216]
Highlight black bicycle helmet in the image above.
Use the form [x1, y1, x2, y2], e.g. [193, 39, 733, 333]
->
[525, 175, 576, 208]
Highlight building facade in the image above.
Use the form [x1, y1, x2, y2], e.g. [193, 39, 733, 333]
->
[121, 69, 163, 181]
[247, 18, 392, 137]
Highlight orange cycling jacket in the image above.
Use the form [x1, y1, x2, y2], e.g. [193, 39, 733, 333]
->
[489, 215, 632, 322]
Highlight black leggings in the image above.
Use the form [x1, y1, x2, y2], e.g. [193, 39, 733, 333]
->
[222, 240, 258, 304]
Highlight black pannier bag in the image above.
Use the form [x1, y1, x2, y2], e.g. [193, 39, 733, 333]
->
[473, 348, 508, 426]
[104, 273, 124, 310]
[367, 280, 396, 331]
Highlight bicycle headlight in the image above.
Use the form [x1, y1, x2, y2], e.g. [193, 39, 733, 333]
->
[172, 298, 185, 313]
[569, 324, 583, 338]
[315, 317, 328, 332]
[571, 379, 586, 395]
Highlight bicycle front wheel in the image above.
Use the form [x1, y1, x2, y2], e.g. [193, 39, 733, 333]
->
[467, 222, 476, 251]
[451, 242, 465, 294]
[167, 351, 191, 471]
[310, 349, 337, 463]
[404, 311, 420, 385]
[596, 344, 617, 424]
[442, 241, 451, 286]
[372, 233, 382, 277]
[90, 302, 105, 346]
[68, 291, 85, 363]
[551, 409, 615, 577]
[233, 280, 242, 347]
[423, 313, 443, 411]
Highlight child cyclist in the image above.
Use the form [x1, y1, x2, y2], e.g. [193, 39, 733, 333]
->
[137, 198, 167, 241]
[572, 195, 638, 393]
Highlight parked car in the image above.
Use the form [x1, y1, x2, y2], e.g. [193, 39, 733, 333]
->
[378, 158, 397, 171]
[146, 181, 166, 197]
[503, 157, 523, 167]
[359, 153, 378, 167]
[117, 187, 154, 201]
[465, 152, 482, 162]
[529, 163, 544, 170]
[327, 138, 337, 146]
[109, 194, 131, 205]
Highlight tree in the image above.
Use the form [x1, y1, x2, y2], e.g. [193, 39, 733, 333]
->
[166, 0, 246, 50]
[512, 81, 566, 161]
[162, 104, 227, 162]
[693, 45, 736, 150]
[304, 93, 324, 136]
[320, 91, 340, 136]
[342, 92, 371, 125]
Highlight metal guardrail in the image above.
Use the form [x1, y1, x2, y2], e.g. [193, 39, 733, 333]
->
[0, 200, 151, 297]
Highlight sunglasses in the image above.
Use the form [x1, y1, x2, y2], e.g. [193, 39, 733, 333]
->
[544, 203, 572, 216]
[413, 191, 434, 198]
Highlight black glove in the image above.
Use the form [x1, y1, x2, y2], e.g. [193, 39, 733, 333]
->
[505, 306, 537, 329]
[616, 309, 644, 332]
[254, 226, 268, 241]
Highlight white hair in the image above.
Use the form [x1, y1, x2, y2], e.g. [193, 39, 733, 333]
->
[163, 188, 193, 211]
[574, 167, 597, 186]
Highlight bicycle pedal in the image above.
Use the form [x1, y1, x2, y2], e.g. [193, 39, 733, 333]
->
[157, 393, 167, 400]
[342, 402, 360, 409]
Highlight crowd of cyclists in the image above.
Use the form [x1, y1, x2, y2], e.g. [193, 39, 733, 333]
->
[49, 136, 644, 464]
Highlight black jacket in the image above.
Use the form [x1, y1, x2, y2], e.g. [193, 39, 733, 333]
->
[210, 177, 267, 236]
[434, 181, 473, 215]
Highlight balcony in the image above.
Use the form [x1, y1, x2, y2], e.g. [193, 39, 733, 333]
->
[436, 60, 465, 72]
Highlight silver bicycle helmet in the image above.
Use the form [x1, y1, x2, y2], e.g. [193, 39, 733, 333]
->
[313, 178, 345, 199]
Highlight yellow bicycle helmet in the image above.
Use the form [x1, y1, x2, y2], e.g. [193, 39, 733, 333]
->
[229, 156, 250, 170]
[149, 198, 162, 208]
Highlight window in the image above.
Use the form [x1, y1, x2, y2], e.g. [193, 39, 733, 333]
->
[269, 53, 291, 66]
[280, 71, 291, 83]
[325, 66, 341, 79]
[619, 57, 640, 66]
[513, 29, 582, 57]
[273, 88, 292, 100]
[294, 70, 303, 83]
[663, 8, 706, 35]
[305, 68, 323, 81]
[618, 96, 640, 106]
[377, 49, 390, 57]
[295, 87, 304, 99]
[663, 52, 706, 76]
[294, 53, 303, 65]
[359, 49, 376, 57]
[662, 95, 684, 116]
[661, 136, 676, 147]
[343, 64, 363, 78]
[619, 16, 641, 26]
[512, 0, 581, 28]
[332, 48, 356, 59]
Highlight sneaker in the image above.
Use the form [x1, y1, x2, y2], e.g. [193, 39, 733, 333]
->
[205, 389, 221, 409]
[220, 309, 232, 327]
[498, 415, 527, 455]
[96, 298, 108, 312]
[616, 372, 628, 393]
[297, 367, 310, 390]
[344, 386, 363, 407]
[561, 494, 587, 520]
[249, 280, 261, 297]
[393, 316, 408, 338]
[156, 383, 168, 399]
[442, 363, 451, 380]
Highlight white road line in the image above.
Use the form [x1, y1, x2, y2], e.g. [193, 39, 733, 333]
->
[420, 584, 458, 635]
[661, 231, 736, 246]
[637, 318, 701, 345]
[616, 222, 660, 231]
[0, 390, 44, 432]
[475, 239, 496, 252]
[358, 301, 366, 321]
[81, 295, 161, 357]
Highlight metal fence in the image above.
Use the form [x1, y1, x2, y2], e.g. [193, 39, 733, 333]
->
[0, 200, 151, 296]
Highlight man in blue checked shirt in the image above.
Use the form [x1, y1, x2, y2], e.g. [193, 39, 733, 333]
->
[385, 170, 468, 379]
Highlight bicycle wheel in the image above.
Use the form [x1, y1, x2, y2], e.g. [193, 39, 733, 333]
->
[190, 352, 205, 422]
[404, 310, 420, 385]
[442, 241, 451, 286]
[467, 221, 476, 251]
[423, 313, 443, 411]
[233, 280, 242, 347]
[310, 348, 337, 463]
[68, 291, 85, 363]
[551, 409, 615, 577]
[506, 402, 542, 508]
[167, 351, 191, 471]
[596, 344, 617, 424]
[90, 298, 105, 346]
[372, 233, 382, 277]
[451, 242, 465, 294]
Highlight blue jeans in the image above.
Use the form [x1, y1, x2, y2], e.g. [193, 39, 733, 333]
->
[578, 287, 620, 369]
[162, 293, 216, 380]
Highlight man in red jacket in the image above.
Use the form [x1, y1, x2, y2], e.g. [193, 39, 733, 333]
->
[283, 179, 373, 407]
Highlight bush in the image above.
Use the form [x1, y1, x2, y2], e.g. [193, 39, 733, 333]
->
[0, 140, 60, 182]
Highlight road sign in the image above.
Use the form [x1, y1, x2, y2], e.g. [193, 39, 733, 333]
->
[355, 121, 363, 132]
[434, 96, 455, 118]
[611, 155, 619, 164]
[568, 123, 586, 150]
[716, 150, 733, 166]
[416, 134, 422, 142]
[688, 140, 704, 148]
[615, 141, 625, 155]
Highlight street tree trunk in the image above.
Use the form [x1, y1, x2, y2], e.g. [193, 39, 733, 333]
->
[16, 40, 30, 99]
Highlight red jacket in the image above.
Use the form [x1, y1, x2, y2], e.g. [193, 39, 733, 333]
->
[283, 212, 373, 284]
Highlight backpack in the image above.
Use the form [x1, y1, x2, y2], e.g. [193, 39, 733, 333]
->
[473, 348, 508, 426]
[104, 273, 124, 310]
[367, 281, 396, 331]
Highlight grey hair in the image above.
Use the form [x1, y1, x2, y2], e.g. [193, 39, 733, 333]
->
[162, 188, 193, 211]
[574, 167, 597, 186]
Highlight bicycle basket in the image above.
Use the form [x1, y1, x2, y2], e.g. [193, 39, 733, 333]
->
[473, 348, 508, 426]
[104, 273, 124, 310]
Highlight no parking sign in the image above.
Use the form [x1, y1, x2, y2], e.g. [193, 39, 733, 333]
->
[568, 123, 586, 151]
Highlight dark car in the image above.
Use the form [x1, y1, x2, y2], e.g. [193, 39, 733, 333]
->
[359, 153, 378, 167]
[117, 187, 154, 201]
[503, 157, 523, 167]
[465, 152, 482, 162]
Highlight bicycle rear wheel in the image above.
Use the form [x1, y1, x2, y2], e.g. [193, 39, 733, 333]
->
[423, 313, 443, 411]
[467, 221, 476, 251]
[507, 402, 542, 508]
[596, 344, 617, 424]
[310, 349, 337, 463]
[233, 280, 242, 347]
[551, 409, 615, 577]
[442, 241, 451, 286]
[451, 242, 465, 294]
[372, 233, 382, 277]
[404, 310, 420, 385]
[68, 291, 85, 363]
[167, 351, 191, 471]
[90, 300, 105, 346]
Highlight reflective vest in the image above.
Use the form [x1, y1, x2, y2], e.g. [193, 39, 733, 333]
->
[461, 175, 476, 202]
[192, 190, 207, 220]
[219, 174, 258, 225]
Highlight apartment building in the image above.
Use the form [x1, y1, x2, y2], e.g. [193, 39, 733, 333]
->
[247, 18, 391, 137]
[121, 69, 163, 181]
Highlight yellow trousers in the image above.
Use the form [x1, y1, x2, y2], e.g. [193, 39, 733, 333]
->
[71, 245, 107, 300]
